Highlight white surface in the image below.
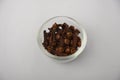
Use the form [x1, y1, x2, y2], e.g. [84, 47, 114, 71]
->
[0, 0, 120, 80]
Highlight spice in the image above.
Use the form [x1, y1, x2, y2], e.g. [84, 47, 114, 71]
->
[42, 23, 81, 56]
[64, 38, 70, 45]
[65, 47, 71, 54]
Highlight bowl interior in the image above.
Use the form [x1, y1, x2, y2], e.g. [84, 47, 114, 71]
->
[38, 16, 87, 60]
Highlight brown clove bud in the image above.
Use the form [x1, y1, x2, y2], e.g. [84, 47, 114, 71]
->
[75, 29, 80, 35]
[64, 38, 70, 45]
[71, 47, 76, 54]
[65, 47, 71, 54]
[55, 47, 64, 53]
[56, 34, 60, 40]
[69, 26, 75, 31]
[66, 31, 72, 38]
[51, 23, 58, 30]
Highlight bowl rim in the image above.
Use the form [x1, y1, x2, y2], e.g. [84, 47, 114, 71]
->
[37, 16, 87, 60]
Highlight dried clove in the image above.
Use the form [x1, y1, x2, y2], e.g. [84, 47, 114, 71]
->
[64, 38, 70, 45]
[56, 34, 60, 40]
[65, 47, 71, 54]
[42, 23, 81, 56]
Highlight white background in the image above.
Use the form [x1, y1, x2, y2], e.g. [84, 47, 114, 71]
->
[0, 0, 120, 80]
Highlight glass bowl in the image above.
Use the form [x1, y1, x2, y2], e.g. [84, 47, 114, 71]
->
[37, 16, 87, 63]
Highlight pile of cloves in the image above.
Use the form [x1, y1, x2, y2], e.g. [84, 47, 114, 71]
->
[42, 23, 81, 56]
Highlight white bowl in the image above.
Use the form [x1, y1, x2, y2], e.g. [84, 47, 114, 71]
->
[37, 16, 87, 63]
